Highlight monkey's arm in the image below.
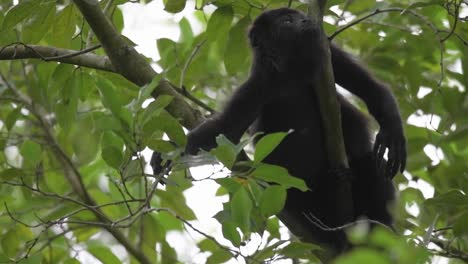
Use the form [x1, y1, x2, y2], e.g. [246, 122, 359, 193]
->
[330, 44, 406, 178]
[186, 76, 268, 155]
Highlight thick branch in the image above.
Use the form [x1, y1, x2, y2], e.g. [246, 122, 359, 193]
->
[71, 0, 202, 128]
[283, 1, 353, 259]
[307, 1, 349, 169]
[0, 44, 114, 72]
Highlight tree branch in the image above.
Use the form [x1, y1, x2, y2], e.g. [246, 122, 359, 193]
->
[0, 43, 114, 72]
[283, 1, 353, 260]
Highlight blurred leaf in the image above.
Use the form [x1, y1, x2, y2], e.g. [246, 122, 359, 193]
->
[0, 168, 23, 181]
[334, 248, 391, 264]
[2, 0, 40, 30]
[156, 189, 196, 220]
[161, 241, 177, 264]
[163, 0, 186, 13]
[279, 241, 321, 259]
[50, 4, 75, 47]
[22, 1, 55, 43]
[101, 131, 124, 169]
[406, 0, 444, 10]
[198, 238, 218, 252]
[453, 211, 468, 236]
[88, 244, 121, 264]
[207, 249, 232, 264]
[143, 110, 186, 146]
[206, 6, 233, 42]
[19, 140, 42, 165]
[224, 16, 251, 75]
[5, 107, 21, 130]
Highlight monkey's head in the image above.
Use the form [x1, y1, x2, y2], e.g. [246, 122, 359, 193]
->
[248, 8, 319, 71]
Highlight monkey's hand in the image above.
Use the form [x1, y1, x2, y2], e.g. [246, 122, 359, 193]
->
[150, 151, 173, 182]
[373, 116, 406, 179]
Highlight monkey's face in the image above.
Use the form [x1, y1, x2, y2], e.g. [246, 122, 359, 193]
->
[248, 8, 317, 52]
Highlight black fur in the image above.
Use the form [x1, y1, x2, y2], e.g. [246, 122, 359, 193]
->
[165, 8, 406, 251]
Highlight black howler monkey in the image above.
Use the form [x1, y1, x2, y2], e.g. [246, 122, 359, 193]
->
[153, 8, 406, 251]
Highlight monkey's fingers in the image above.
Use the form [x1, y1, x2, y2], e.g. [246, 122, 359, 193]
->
[373, 133, 385, 166]
[377, 139, 387, 169]
[386, 141, 398, 178]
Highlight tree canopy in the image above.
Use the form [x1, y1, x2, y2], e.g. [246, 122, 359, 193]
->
[0, 0, 467, 263]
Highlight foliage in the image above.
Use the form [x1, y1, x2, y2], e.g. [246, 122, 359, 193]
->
[0, 0, 467, 263]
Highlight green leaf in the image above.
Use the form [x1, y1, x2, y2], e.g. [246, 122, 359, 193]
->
[0, 168, 23, 181]
[2, 0, 40, 30]
[5, 107, 21, 130]
[252, 164, 308, 191]
[454, 211, 468, 236]
[19, 140, 42, 165]
[22, 1, 55, 43]
[1, 226, 33, 258]
[406, 0, 444, 10]
[79, 72, 97, 101]
[147, 139, 176, 153]
[56, 76, 79, 130]
[210, 135, 238, 169]
[70, 117, 100, 165]
[102, 147, 123, 170]
[253, 240, 285, 261]
[198, 238, 218, 252]
[207, 249, 232, 264]
[161, 241, 177, 264]
[179, 17, 194, 50]
[136, 75, 163, 110]
[216, 178, 242, 194]
[334, 248, 391, 264]
[254, 132, 288, 164]
[48, 64, 74, 104]
[279, 242, 321, 259]
[163, 0, 187, 13]
[222, 221, 242, 247]
[259, 185, 287, 217]
[50, 4, 76, 47]
[141, 95, 174, 126]
[1, 230, 19, 257]
[88, 244, 121, 264]
[157, 38, 178, 69]
[156, 189, 196, 220]
[89, 190, 120, 218]
[224, 16, 251, 75]
[97, 78, 125, 113]
[143, 110, 186, 146]
[266, 217, 280, 240]
[206, 6, 233, 42]
[231, 187, 253, 233]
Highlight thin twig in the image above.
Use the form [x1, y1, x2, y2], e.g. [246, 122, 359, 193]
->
[179, 40, 206, 89]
